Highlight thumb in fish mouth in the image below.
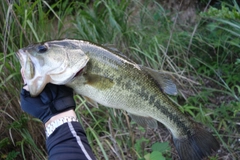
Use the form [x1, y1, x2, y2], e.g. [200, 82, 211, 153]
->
[21, 68, 29, 91]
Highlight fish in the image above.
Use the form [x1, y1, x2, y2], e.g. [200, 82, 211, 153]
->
[16, 39, 219, 160]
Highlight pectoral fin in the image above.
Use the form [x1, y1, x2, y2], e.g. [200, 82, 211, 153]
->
[83, 96, 99, 108]
[141, 66, 178, 96]
[129, 113, 158, 129]
[85, 74, 114, 90]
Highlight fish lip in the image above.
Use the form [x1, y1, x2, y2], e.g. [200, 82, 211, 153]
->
[15, 50, 20, 59]
[16, 49, 23, 67]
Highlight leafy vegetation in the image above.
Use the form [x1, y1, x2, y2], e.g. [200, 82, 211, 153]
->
[0, 0, 239, 159]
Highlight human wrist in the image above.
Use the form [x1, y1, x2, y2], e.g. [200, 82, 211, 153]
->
[45, 109, 78, 137]
[45, 109, 76, 127]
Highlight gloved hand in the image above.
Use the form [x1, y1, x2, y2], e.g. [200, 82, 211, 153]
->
[20, 83, 76, 124]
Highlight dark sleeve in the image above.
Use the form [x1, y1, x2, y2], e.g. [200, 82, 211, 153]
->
[46, 122, 96, 160]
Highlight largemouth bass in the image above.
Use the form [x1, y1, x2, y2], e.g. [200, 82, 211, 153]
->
[16, 39, 219, 160]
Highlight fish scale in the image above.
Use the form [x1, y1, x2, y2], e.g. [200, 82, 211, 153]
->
[68, 44, 198, 137]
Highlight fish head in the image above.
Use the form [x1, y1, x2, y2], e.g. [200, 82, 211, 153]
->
[16, 39, 89, 96]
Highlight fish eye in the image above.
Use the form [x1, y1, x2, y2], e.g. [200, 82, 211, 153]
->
[37, 45, 48, 53]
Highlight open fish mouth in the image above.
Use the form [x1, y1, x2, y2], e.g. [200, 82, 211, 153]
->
[16, 49, 28, 84]
[74, 68, 84, 77]
[16, 49, 24, 67]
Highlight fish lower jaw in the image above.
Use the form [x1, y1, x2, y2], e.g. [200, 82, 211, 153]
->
[16, 51, 23, 66]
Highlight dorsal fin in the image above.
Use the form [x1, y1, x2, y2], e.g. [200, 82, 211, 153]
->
[140, 66, 178, 96]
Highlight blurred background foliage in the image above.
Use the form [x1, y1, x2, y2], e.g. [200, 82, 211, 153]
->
[0, 0, 239, 159]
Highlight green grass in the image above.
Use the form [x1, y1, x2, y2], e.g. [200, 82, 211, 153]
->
[1, 0, 240, 159]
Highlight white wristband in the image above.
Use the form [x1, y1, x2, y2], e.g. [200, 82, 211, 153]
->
[45, 116, 78, 137]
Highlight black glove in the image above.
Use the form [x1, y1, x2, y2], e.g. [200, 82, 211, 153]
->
[20, 83, 76, 123]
